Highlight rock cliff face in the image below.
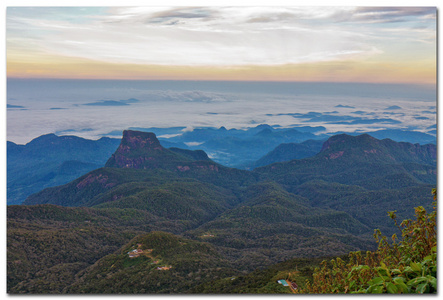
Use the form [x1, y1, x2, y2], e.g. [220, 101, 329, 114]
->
[104, 130, 216, 171]
[116, 131, 163, 153]
[105, 130, 177, 169]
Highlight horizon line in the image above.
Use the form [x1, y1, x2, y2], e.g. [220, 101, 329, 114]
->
[6, 77, 436, 87]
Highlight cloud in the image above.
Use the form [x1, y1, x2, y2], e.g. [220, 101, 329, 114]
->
[83, 98, 139, 106]
[55, 128, 94, 135]
[343, 7, 436, 24]
[272, 111, 402, 126]
[7, 104, 25, 108]
[147, 7, 215, 24]
[144, 91, 229, 103]
[385, 105, 402, 110]
[120, 98, 140, 104]
[323, 111, 339, 114]
[84, 100, 129, 106]
[6, 79, 436, 145]
[344, 118, 402, 125]
[6, 7, 387, 67]
[383, 112, 405, 116]
[335, 104, 355, 108]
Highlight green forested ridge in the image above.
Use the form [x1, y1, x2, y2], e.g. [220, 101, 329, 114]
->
[66, 231, 238, 294]
[185, 191, 437, 294]
[7, 205, 199, 293]
[159, 176, 369, 268]
[254, 134, 436, 187]
[94, 180, 239, 227]
[8, 132, 436, 293]
[252, 139, 324, 168]
[294, 180, 434, 236]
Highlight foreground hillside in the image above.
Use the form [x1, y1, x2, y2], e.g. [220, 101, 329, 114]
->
[8, 130, 436, 293]
[7, 205, 174, 293]
[67, 231, 238, 293]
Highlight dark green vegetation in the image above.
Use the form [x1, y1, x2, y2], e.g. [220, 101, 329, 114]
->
[7, 205, 183, 293]
[190, 255, 334, 293]
[298, 190, 437, 294]
[190, 190, 437, 294]
[8, 130, 436, 293]
[66, 231, 238, 293]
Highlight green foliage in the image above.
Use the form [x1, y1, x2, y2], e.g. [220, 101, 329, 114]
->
[66, 231, 237, 294]
[294, 180, 434, 236]
[191, 256, 325, 294]
[298, 189, 436, 294]
[6, 204, 193, 293]
[95, 180, 238, 225]
[185, 181, 375, 270]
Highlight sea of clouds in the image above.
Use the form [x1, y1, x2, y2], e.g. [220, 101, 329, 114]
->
[7, 79, 436, 144]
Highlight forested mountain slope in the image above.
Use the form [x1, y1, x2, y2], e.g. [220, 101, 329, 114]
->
[9, 130, 436, 293]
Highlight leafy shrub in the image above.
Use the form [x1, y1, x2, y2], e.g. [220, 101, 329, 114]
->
[298, 189, 436, 294]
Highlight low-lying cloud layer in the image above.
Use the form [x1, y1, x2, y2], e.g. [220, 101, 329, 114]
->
[83, 98, 140, 106]
[6, 79, 436, 144]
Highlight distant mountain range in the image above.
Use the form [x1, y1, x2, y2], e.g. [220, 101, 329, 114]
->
[8, 129, 436, 293]
[7, 134, 121, 205]
[252, 139, 324, 168]
[7, 125, 436, 205]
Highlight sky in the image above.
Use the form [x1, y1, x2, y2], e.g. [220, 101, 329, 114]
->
[6, 5, 437, 84]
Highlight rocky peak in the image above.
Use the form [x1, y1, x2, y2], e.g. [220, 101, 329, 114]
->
[104, 130, 216, 171]
[104, 130, 167, 169]
[118, 130, 164, 154]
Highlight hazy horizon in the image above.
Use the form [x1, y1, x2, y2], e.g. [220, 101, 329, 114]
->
[7, 78, 436, 144]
